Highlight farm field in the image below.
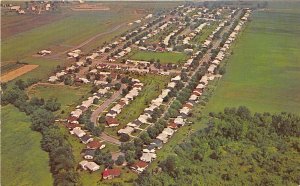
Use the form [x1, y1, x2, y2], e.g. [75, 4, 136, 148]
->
[28, 84, 93, 118]
[1, 105, 53, 186]
[129, 50, 188, 64]
[203, 9, 300, 114]
[105, 74, 170, 137]
[1, 64, 38, 82]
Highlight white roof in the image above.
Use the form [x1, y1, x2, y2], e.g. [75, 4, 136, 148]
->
[72, 127, 86, 138]
[118, 126, 134, 134]
[167, 82, 176, 88]
[85, 162, 100, 171]
[174, 117, 185, 125]
[162, 128, 174, 136]
[171, 75, 181, 81]
[71, 109, 83, 118]
[140, 152, 156, 162]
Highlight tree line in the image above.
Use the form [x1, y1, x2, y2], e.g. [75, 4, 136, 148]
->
[1, 80, 79, 185]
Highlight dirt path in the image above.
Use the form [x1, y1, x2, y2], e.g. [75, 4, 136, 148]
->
[50, 23, 127, 58]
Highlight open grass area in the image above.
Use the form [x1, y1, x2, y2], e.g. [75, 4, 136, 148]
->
[129, 50, 188, 64]
[192, 21, 218, 44]
[105, 74, 170, 136]
[1, 105, 53, 186]
[28, 84, 92, 118]
[203, 10, 300, 114]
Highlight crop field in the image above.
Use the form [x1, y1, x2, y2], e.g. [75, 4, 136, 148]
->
[129, 50, 188, 64]
[28, 84, 92, 118]
[1, 105, 53, 186]
[203, 9, 300, 114]
[1, 64, 39, 82]
[104, 74, 170, 137]
[6, 57, 62, 84]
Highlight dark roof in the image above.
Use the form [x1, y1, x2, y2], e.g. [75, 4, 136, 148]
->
[132, 119, 142, 126]
[151, 139, 163, 147]
[147, 144, 156, 150]
[84, 149, 96, 157]
[80, 135, 92, 143]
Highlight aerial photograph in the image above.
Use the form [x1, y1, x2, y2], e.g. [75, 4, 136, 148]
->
[1, 0, 299, 185]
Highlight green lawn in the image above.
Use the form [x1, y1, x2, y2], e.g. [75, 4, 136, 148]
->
[28, 84, 92, 118]
[192, 21, 218, 44]
[1, 105, 53, 186]
[204, 10, 300, 114]
[129, 50, 188, 64]
[105, 74, 170, 136]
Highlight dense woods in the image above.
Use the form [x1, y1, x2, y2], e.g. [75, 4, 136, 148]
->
[136, 107, 300, 185]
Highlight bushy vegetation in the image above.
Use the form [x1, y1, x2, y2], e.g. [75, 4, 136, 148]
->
[136, 107, 300, 185]
[1, 80, 79, 185]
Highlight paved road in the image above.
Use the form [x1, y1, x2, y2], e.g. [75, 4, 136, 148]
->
[91, 84, 126, 124]
[90, 84, 126, 145]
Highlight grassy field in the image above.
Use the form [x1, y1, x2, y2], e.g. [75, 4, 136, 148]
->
[204, 9, 300, 114]
[28, 84, 92, 118]
[192, 21, 218, 44]
[104, 74, 170, 137]
[129, 50, 188, 64]
[1, 105, 53, 186]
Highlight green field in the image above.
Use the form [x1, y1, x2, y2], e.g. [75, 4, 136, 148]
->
[204, 9, 300, 114]
[192, 21, 218, 44]
[129, 50, 188, 64]
[1, 105, 53, 186]
[28, 84, 92, 118]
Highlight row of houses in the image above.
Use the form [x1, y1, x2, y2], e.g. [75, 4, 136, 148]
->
[105, 78, 143, 127]
[208, 10, 251, 75]
[183, 22, 207, 45]
[117, 75, 182, 136]
[48, 60, 85, 82]
[163, 26, 183, 46]
[108, 47, 131, 62]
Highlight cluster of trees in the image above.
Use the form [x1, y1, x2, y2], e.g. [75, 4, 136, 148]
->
[78, 109, 104, 137]
[1, 80, 79, 185]
[135, 106, 300, 185]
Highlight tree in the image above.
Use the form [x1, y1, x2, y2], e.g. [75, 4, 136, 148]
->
[45, 98, 61, 112]
[114, 83, 121, 90]
[92, 126, 103, 137]
[140, 132, 151, 144]
[106, 77, 112, 83]
[115, 155, 125, 166]
[15, 79, 26, 90]
[98, 116, 106, 124]
[31, 109, 55, 132]
[160, 155, 177, 175]
[41, 127, 64, 152]
[120, 133, 130, 142]
[125, 150, 135, 165]
[147, 127, 159, 139]
[64, 75, 73, 85]
[94, 150, 113, 168]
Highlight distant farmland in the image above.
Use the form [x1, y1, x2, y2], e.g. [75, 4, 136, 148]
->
[204, 9, 300, 114]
